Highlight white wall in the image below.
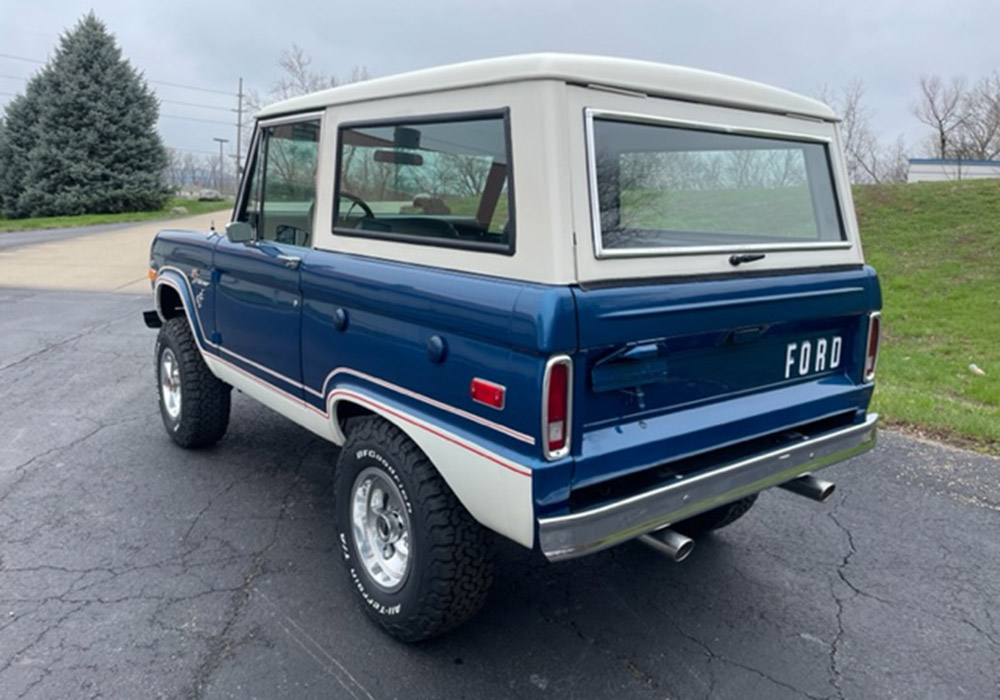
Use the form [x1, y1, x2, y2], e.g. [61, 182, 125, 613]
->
[907, 161, 1000, 183]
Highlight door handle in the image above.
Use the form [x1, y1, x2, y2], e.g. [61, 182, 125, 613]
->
[276, 254, 301, 270]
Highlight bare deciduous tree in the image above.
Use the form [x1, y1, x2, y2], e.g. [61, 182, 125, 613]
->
[912, 76, 965, 158]
[817, 81, 908, 184]
[164, 149, 211, 191]
[164, 148, 183, 189]
[877, 135, 910, 184]
[200, 153, 220, 190]
[911, 72, 1000, 167]
[180, 152, 199, 188]
[957, 72, 1000, 160]
[243, 44, 370, 147]
[270, 44, 370, 100]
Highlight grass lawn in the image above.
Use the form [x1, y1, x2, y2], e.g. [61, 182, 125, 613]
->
[0, 197, 233, 233]
[856, 178, 1000, 452]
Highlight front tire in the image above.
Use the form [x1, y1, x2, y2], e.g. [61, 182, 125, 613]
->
[334, 416, 494, 642]
[155, 317, 231, 448]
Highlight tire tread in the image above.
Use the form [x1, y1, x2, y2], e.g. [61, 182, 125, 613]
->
[156, 317, 230, 448]
[336, 417, 494, 642]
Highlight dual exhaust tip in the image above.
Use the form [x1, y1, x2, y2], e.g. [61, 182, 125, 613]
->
[638, 474, 836, 563]
[638, 528, 696, 562]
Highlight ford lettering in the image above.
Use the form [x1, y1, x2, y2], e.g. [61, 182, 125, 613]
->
[785, 336, 843, 378]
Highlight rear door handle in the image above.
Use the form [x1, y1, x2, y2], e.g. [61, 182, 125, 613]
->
[276, 254, 301, 270]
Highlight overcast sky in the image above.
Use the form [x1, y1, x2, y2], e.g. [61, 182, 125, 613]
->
[2, 0, 998, 165]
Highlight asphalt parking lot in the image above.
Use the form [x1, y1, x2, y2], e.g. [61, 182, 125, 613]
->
[0, 225, 998, 699]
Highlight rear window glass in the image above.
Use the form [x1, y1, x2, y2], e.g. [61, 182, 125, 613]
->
[334, 113, 513, 253]
[589, 117, 844, 255]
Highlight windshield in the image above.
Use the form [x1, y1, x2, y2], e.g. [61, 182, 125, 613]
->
[589, 116, 845, 255]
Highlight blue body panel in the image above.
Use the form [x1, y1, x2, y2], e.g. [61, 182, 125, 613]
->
[567, 267, 882, 494]
[298, 250, 576, 495]
[153, 230, 219, 342]
[213, 237, 304, 393]
[152, 228, 881, 536]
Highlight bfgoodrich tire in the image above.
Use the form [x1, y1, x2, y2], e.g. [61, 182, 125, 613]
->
[155, 317, 231, 448]
[674, 494, 758, 537]
[334, 416, 494, 642]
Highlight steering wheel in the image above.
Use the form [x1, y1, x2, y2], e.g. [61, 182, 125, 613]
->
[338, 191, 375, 222]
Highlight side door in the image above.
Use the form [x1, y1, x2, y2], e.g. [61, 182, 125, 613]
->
[214, 114, 323, 396]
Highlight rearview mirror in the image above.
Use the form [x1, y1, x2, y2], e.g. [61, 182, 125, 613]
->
[394, 126, 421, 149]
[374, 150, 424, 166]
[225, 221, 253, 243]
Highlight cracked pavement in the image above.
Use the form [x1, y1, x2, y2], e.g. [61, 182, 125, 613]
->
[0, 286, 998, 699]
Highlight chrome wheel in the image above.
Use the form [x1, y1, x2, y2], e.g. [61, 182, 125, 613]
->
[351, 467, 411, 592]
[160, 347, 182, 420]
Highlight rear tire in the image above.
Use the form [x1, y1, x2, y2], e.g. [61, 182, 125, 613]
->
[674, 494, 758, 537]
[155, 317, 231, 448]
[334, 416, 494, 642]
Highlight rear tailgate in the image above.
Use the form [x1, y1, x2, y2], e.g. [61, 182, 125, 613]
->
[569, 266, 881, 490]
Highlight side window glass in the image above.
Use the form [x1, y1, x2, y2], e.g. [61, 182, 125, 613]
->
[248, 119, 321, 247]
[334, 113, 514, 253]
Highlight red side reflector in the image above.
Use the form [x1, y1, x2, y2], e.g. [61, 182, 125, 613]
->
[470, 378, 505, 410]
[546, 362, 569, 452]
[864, 312, 881, 381]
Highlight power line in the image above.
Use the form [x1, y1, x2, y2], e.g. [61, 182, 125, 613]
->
[0, 72, 232, 112]
[148, 78, 233, 97]
[159, 113, 237, 127]
[0, 52, 43, 64]
[0, 51, 235, 97]
[167, 146, 218, 156]
[159, 97, 232, 112]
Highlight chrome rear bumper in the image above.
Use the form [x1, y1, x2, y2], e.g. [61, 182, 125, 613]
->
[538, 413, 878, 562]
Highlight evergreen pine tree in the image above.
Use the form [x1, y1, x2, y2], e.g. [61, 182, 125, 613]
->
[0, 13, 168, 218]
[0, 91, 44, 218]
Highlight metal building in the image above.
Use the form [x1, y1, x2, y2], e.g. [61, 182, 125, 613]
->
[907, 158, 1000, 182]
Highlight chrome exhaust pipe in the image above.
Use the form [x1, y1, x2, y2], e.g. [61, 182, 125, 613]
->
[638, 528, 695, 562]
[779, 474, 836, 503]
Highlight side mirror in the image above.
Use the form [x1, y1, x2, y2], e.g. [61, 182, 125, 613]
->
[225, 221, 253, 243]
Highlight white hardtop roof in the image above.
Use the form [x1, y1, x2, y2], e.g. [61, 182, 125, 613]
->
[256, 53, 837, 121]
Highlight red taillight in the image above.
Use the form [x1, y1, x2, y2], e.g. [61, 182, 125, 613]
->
[470, 378, 505, 409]
[864, 312, 881, 382]
[543, 357, 572, 459]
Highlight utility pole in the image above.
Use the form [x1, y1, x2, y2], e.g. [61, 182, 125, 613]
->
[213, 137, 229, 193]
[234, 77, 244, 178]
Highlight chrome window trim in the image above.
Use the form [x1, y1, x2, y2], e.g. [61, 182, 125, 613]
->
[257, 110, 326, 128]
[541, 354, 573, 461]
[583, 108, 853, 259]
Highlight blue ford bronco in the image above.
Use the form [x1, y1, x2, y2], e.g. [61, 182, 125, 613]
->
[145, 54, 882, 641]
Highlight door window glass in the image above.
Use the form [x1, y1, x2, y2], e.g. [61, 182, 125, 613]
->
[240, 119, 321, 247]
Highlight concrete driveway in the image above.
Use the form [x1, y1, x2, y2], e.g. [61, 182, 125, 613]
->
[0, 217, 997, 699]
[0, 211, 221, 293]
